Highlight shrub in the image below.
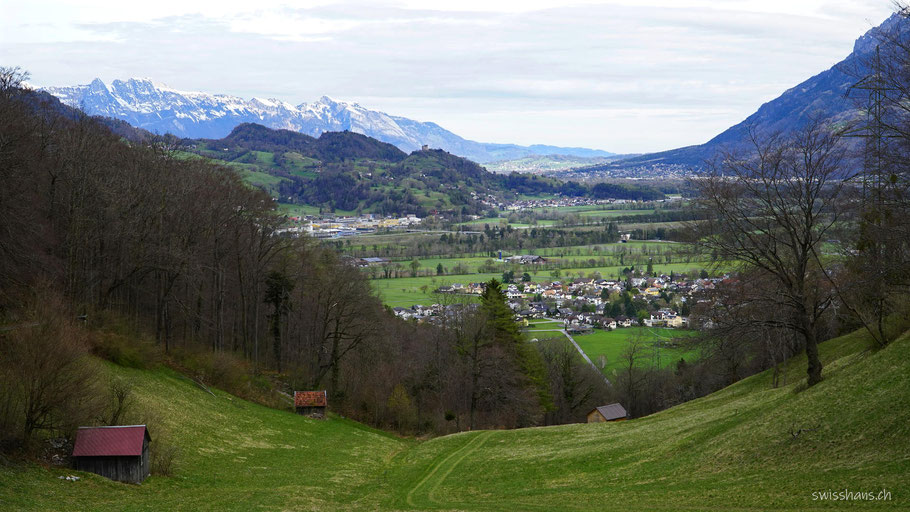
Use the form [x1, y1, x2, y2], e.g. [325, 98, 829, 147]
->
[151, 443, 179, 476]
[90, 330, 158, 369]
[0, 288, 103, 451]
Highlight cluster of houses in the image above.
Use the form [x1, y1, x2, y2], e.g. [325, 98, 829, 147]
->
[391, 274, 727, 329]
[503, 254, 547, 265]
[391, 303, 480, 323]
[471, 194, 631, 212]
[276, 213, 421, 239]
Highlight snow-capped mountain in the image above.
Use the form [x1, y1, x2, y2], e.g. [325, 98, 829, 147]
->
[43, 78, 613, 163]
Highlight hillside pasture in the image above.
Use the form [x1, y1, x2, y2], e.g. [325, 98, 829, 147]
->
[573, 327, 700, 375]
[3, 329, 906, 510]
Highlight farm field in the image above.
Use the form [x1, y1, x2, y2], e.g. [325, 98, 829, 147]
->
[3, 328, 907, 510]
[343, 239, 684, 260]
[451, 209, 664, 228]
[577, 208, 656, 218]
[453, 217, 558, 227]
[372, 260, 714, 307]
[384, 246, 692, 274]
[572, 327, 700, 375]
[276, 202, 322, 217]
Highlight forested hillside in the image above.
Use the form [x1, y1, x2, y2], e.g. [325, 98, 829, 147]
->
[184, 123, 663, 216]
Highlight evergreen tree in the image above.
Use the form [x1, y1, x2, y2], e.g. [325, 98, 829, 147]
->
[480, 279, 554, 417]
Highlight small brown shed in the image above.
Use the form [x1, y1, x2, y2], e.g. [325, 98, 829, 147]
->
[587, 403, 628, 423]
[72, 425, 151, 484]
[294, 390, 327, 418]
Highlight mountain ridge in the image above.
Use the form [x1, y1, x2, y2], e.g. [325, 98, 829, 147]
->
[581, 13, 906, 174]
[43, 78, 614, 163]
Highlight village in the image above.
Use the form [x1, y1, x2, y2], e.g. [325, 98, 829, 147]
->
[471, 193, 630, 213]
[391, 262, 725, 333]
[274, 213, 423, 238]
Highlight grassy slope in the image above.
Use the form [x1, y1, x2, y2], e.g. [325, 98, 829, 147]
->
[0, 363, 408, 511]
[2, 329, 908, 510]
[386, 329, 910, 511]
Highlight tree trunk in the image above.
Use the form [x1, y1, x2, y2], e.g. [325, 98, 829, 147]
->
[805, 325, 823, 386]
[469, 339, 479, 430]
[271, 308, 281, 373]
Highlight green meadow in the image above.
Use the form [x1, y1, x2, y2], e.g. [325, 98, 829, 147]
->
[572, 327, 701, 375]
[3, 328, 907, 510]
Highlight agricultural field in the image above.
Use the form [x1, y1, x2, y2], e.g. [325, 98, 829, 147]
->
[577, 208, 656, 218]
[374, 241, 705, 275]
[371, 260, 713, 307]
[275, 203, 322, 217]
[371, 274, 497, 307]
[3, 328, 907, 510]
[453, 217, 558, 228]
[572, 327, 701, 375]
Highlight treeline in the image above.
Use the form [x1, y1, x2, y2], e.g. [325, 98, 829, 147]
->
[0, 70, 610, 451]
[198, 123, 408, 164]
[501, 173, 665, 200]
[334, 224, 700, 261]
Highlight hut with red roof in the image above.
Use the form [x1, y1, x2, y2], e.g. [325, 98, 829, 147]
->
[294, 390, 327, 418]
[72, 425, 151, 484]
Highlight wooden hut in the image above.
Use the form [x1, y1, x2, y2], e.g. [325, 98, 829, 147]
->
[587, 403, 628, 423]
[72, 425, 151, 484]
[294, 390, 327, 418]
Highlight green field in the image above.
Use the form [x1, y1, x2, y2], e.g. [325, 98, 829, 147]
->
[394, 241, 694, 272]
[371, 274, 496, 307]
[452, 209, 659, 228]
[453, 217, 558, 228]
[3, 328, 907, 510]
[276, 202, 321, 217]
[577, 208, 657, 218]
[572, 327, 700, 375]
[372, 261, 715, 307]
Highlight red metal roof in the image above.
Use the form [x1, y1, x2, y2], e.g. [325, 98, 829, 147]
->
[294, 390, 327, 407]
[72, 426, 148, 457]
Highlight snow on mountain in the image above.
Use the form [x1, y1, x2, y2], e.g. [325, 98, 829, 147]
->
[42, 78, 613, 163]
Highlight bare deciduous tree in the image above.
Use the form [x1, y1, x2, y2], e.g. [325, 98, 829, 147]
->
[690, 121, 847, 387]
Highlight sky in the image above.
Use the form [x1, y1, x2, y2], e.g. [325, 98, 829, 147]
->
[0, 0, 897, 153]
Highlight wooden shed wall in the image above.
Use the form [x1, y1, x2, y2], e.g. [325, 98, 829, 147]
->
[296, 405, 326, 418]
[587, 410, 606, 423]
[74, 440, 150, 484]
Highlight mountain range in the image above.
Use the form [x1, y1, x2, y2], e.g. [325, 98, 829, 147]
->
[591, 13, 907, 174]
[42, 79, 613, 164]
[41, 13, 905, 174]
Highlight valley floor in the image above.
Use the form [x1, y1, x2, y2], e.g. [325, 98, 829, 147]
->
[2, 329, 908, 511]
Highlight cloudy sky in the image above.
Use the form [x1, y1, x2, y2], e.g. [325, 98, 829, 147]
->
[1, 1, 896, 153]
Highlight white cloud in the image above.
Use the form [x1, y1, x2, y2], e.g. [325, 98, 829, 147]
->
[0, 0, 898, 152]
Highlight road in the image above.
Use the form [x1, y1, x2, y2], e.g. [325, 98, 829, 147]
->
[526, 326, 612, 387]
